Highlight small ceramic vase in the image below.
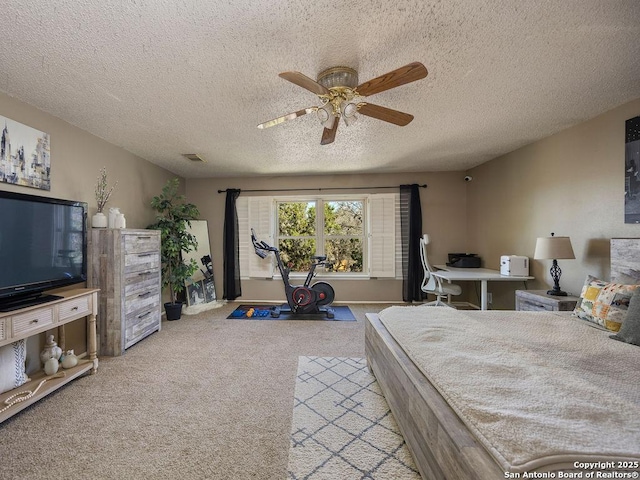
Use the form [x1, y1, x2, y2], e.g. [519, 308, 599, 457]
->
[61, 350, 78, 369]
[44, 357, 59, 375]
[40, 335, 63, 365]
[92, 212, 108, 228]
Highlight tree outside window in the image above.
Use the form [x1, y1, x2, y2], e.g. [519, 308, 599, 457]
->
[277, 199, 364, 273]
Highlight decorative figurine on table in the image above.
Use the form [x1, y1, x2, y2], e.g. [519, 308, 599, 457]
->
[40, 335, 62, 364]
[61, 350, 78, 369]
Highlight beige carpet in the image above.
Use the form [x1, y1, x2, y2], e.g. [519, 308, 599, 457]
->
[0, 303, 397, 480]
[287, 357, 419, 479]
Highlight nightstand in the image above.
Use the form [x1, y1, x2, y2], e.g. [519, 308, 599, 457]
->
[515, 290, 580, 312]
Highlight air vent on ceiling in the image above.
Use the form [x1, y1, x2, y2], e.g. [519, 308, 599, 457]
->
[182, 153, 204, 162]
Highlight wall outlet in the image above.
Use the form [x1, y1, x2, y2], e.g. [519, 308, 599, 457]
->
[488, 293, 493, 304]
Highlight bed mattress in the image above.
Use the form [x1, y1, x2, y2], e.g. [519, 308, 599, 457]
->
[378, 305, 640, 473]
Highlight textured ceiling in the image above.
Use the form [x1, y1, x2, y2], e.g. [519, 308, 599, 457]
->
[1, 0, 639, 178]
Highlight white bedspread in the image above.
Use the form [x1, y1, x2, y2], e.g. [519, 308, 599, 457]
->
[378, 306, 640, 473]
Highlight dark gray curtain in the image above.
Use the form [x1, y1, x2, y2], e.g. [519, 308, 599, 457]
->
[400, 184, 423, 302]
[223, 189, 242, 300]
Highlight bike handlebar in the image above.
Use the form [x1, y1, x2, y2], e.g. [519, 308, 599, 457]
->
[251, 228, 277, 254]
[251, 228, 328, 267]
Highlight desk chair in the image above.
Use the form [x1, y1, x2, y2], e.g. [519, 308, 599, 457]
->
[420, 234, 462, 307]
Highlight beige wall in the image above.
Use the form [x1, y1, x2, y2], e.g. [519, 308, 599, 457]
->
[0, 92, 177, 366]
[186, 172, 469, 303]
[0, 92, 177, 227]
[5, 88, 638, 316]
[468, 98, 640, 309]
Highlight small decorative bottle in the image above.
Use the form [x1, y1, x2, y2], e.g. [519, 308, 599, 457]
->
[115, 213, 126, 229]
[108, 207, 121, 229]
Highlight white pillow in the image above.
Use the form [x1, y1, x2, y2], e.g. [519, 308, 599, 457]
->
[0, 339, 29, 394]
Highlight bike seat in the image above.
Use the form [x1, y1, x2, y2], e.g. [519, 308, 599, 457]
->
[312, 255, 327, 262]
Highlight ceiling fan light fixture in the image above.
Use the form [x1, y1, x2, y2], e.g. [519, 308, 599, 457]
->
[317, 103, 335, 129]
[317, 103, 330, 122]
[317, 66, 358, 89]
[342, 101, 358, 118]
[343, 113, 357, 127]
[322, 113, 336, 130]
[341, 101, 358, 126]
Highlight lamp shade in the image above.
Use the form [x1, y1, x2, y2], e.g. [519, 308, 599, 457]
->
[534, 236, 575, 260]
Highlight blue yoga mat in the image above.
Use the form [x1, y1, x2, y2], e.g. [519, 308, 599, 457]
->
[227, 304, 356, 321]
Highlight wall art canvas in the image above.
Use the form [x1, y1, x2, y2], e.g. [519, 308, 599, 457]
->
[0, 115, 51, 191]
[625, 115, 640, 223]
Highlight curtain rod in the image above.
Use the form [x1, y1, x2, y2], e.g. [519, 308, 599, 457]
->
[217, 184, 427, 194]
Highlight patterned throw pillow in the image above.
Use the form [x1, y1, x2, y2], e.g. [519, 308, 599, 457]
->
[610, 288, 640, 347]
[573, 275, 639, 332]
[0, 339, 29, 395]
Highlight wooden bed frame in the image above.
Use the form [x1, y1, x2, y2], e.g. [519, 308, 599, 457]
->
[365, 238, 640, 479]
[365, 312, 505, 479]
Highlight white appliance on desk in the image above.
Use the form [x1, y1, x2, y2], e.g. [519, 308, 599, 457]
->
[500, 255, 529, 276]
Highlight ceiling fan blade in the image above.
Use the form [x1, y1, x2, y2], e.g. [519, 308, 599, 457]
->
[356, 62, 428, 97]
[321, 117, 340, 145]
[358, 103, 414, 126]
[257, 107, 316, 129]
[279, 71, 330, 96]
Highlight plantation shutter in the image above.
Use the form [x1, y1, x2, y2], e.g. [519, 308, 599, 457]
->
[369, 193, 396, 278]
[248, 196, 274, 278]
[237, 196, 274, 279]
[237, 197, 250, 279]
[394, 195, 402, 279]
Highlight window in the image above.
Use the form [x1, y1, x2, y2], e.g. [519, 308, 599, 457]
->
[237, 193, 398, 279]
[276, 198, 365, 273]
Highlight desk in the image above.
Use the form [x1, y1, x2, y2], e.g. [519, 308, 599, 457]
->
[433, 266, 533, 310]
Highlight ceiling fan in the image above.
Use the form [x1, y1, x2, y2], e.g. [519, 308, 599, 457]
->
[257, 62, 428, 145]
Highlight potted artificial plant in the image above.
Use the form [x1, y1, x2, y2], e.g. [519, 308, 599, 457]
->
[93, 167, 117, 228]
[148, 178, 200, 320]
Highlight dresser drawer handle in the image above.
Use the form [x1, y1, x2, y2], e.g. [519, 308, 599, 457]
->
[30, 319, 39, 324]
[138, 291, 152, 298]
[138, 253, 152, 257]
[138, 271, 152, 276]
[136, 236, 152, 239]
[71, 306, 79, 311]
[137, 311, 151, 319]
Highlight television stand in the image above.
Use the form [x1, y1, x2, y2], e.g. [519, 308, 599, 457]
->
[0, 288, 99, 424]
[0, 293, 63, 312]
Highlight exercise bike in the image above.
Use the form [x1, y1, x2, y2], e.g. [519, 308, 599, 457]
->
[251, 228, 335, 318]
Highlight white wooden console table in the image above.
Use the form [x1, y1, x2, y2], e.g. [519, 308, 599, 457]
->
[0, 288, 99, 424]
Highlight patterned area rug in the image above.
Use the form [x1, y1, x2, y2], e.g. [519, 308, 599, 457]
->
[287, 357, 420, 480]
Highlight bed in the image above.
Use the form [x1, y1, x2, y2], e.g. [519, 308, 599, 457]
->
[365, 239, 640, 479]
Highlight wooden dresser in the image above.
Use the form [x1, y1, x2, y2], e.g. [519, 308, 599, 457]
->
[515, 289, 580, 312]
[90, 229, 161, 356]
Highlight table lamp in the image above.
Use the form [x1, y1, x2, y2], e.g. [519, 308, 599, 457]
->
[534, 233, 575, 296]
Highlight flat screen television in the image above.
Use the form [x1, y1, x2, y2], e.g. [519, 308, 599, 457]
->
[0, 190, 87, 311]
